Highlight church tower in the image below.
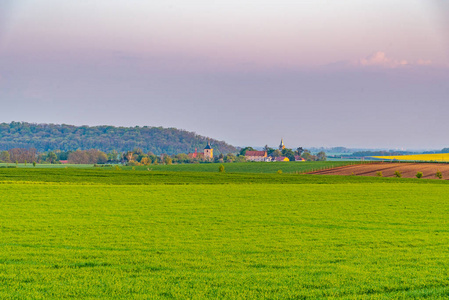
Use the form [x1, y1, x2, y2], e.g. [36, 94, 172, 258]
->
[204, 141, 213, 160]
[279, 138, 285, 150]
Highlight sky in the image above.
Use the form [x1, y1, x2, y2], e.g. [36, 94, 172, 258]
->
[0, 0, 448, 149]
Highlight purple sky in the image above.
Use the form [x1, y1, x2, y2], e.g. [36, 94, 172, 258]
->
[0, 1, 448, 149]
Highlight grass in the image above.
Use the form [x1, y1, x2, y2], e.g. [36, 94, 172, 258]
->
[132, 161, 358, 173]
[1, 161, 361, 173]
[1, 167, 449, 186]
[1, 167, 449, 298]
[374, 153, 449, 162]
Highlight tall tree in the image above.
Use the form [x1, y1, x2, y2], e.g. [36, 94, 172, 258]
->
[239, 147, 255, 156]
[317, 151, 327, 161]
[0, 151, 10, 162]
[47, 152, 58, 164]
[295, 147, 304, 156]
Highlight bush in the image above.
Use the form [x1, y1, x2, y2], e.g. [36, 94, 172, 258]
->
[114, 165, 121, 171]
[376, 171, 383, 177]
[218, 164, 225, 173]
[164, 156, 172, 165]
[436, 171, 443, 179]
[277, 170, 282, 174]
[394, 170, 402, 178]
[416, 172, 423, 179]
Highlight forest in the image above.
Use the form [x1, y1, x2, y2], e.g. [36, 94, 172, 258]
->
[0, 122, 237, 155]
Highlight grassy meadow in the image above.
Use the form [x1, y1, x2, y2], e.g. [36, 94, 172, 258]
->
[1, 166, 449, 298]
[1, 161, 358, 173]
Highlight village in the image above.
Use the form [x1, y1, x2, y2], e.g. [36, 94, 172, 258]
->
[187, 139, 325, 163]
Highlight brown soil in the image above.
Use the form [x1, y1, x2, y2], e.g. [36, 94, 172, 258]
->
[307, 162, 449, 179]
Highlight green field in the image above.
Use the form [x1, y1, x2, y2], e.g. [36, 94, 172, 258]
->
[130, 161, 356, 173]
[1, 161, 358, 173]
[1, 167, 449, 298]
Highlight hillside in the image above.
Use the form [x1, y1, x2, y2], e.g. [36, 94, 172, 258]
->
[0, 122, 237, 155]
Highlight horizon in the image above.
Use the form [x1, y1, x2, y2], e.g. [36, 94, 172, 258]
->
[1, 1, 448, 149]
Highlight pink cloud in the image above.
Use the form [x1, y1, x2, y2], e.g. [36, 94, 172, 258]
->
[358, 52, 408, 68]
[355, 52, 432, 69]
[416, 59, 432, 66]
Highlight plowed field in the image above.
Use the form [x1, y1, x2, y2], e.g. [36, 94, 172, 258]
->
[308, 162, 449, 179]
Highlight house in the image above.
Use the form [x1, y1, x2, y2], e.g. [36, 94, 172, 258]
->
[187, 148, 205, 160]
[245, 151, 267, 162]
[294, 156, 305, 162]
[187, 148, 198, 159]
[275, 156, 290, 162]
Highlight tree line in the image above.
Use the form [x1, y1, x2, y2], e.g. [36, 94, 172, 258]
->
[0, 146, 326, 165]
[0, 148, 247, 165]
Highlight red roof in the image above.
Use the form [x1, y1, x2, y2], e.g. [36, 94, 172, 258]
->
[245, 151, 267, 157]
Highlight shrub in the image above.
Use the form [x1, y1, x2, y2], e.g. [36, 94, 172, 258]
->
[33, 161, 36, 167]
[436, 171, 443, 179]
[376, 171, 383, 177]
[277, 170, 282, 174]
[416, 172, 423, 179]
[218, 164, 225, 173]
[114, 165, 121, 171]
[164, 156, 172, 165]
[394, 170, 402, 178]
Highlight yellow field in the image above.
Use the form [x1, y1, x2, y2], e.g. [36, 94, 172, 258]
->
[374, 153, 449, 162]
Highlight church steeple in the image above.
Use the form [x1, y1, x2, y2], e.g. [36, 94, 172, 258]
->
[204, 140, 213, 160]
[279, 138, 285, 150]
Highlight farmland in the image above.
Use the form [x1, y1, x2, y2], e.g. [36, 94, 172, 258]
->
[1, 167, 449, 298]
[308, 162, 449, 179]
[374, 153, 449, 162]
[0, 161, 356, 174]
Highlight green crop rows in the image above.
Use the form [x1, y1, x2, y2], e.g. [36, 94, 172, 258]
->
[0, 167, 448, 299]
[1, 161, 360, 174]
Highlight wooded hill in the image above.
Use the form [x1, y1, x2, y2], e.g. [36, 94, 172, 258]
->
[0, 122, 237, 155]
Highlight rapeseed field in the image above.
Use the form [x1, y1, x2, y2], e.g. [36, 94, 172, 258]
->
[375, 153, 449, 162]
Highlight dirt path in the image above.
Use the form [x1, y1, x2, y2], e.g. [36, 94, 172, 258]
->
[307, 162, 449, 179]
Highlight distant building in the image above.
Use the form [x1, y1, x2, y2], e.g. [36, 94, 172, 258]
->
[187, 148, 198, 159]
[187, 148, 205, 160]
[294, 156, 305, 162]
[275, 156, 290, 162]
[245, 151, 267, 162]
[279, 138, 285, 150]
[204, 141, 213, 160]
